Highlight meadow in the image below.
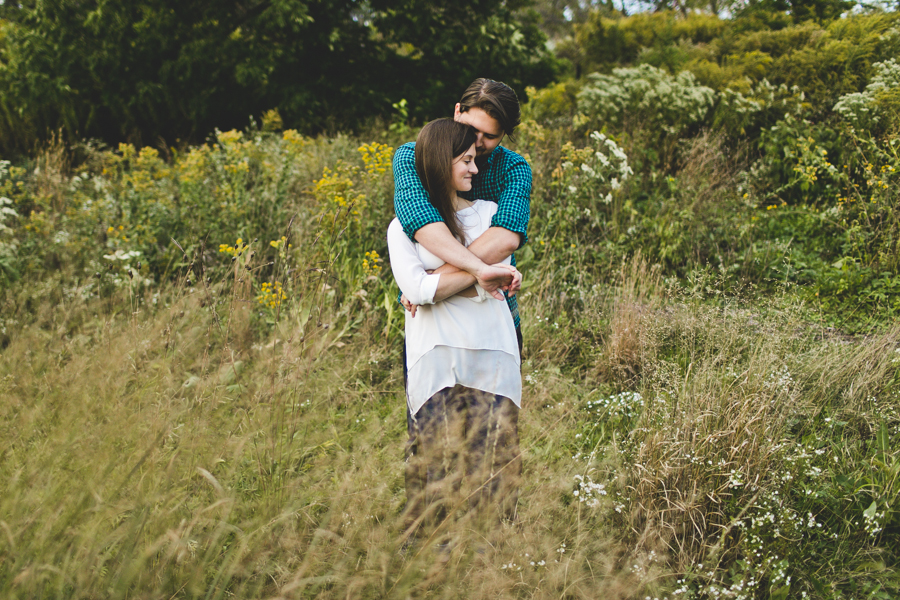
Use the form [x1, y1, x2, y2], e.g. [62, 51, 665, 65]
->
[3, 10, 900, 594]
[0, 92, 898, 598]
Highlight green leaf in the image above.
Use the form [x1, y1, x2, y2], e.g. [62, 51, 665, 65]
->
[864, 500, 878, 520]
[770, 585, 790, 600]
[809, 575, 828, 597]
[876, 421, 890, 456]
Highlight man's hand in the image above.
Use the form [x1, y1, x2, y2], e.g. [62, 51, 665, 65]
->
[508, 267, 523, 294]
[475, 264, 522, 300]
[503, 266, 523, 295]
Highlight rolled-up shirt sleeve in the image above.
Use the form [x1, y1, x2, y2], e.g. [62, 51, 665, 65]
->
[393, 143, 443, 242]
[490, 157, 532, 248]
[387, 219, 440, 305]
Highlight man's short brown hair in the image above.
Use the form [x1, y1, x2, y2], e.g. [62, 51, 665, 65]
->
[458, 78, 521, 140]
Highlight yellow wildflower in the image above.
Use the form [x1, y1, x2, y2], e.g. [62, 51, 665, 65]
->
[362, 250, 382, 275]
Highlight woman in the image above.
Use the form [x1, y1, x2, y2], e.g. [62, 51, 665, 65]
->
[387, 119, 522, 535]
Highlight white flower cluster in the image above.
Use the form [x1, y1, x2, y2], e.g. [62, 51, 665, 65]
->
[0, 162, 19, 252]
[672, 555, 784, 600]
[585, 390, 644, 421]
[589, 131, 633, 186]
[720, 79, 805, 119]
[577, 64, 715, 135]
[834, 58, 900, 129]
[560, 131, 633, 205]
[863, 501, 884, 537]
[102, 249, 143, 262]
[573, 473, 607, 508]
[501, 551, 551, 571]
[0, 195, 17, 236]
[764, 365, 795, 395]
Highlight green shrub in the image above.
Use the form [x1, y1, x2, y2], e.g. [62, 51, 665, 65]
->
[574, 11, 728, 74]
[568, 11, 900, 120]
[728, 14, 900, 112]
[577, 65, 715, 132]
[834, 58, 900, 133]
[521, 81, 582, 127]
[576, 64, 716, 167]
[714, 78, 806, 138]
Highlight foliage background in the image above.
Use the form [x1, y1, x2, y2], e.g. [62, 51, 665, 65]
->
[0, 0, 558, 154]
[1, 0, 900, 598]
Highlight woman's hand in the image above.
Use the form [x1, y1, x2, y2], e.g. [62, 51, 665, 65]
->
[400, 293, 418, 318]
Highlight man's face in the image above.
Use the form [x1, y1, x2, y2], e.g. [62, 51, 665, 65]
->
[454, 104, 504, 157]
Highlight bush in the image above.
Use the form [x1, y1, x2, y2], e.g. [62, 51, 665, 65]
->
[576, 64, 716, 167]
[567, 11, 900, 119]
[713, 78, 806, 139]
[577, 65, 715, 133]
[834, 58, 900, 133]
[574, 11, 728, 74]
[0, 0, 559, 156]
[0, 125, 401, 337]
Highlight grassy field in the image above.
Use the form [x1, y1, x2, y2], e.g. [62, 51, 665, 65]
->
[1, 122, 899, 599]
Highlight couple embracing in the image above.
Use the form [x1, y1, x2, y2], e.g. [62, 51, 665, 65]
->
[386, 78, 531, 538]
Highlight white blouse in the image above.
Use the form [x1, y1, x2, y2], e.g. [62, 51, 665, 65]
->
[387, 200, 522, 416]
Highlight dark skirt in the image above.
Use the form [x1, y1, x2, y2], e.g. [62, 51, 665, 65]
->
[403, 385, 521, 535]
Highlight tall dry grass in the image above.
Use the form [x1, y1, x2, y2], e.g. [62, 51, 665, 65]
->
[2, 123, 899, 599]
[2, 243, 899, 598]
[0, 252, 648, 599]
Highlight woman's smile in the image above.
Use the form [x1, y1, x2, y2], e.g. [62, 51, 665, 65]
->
[452, 143, 478, 192]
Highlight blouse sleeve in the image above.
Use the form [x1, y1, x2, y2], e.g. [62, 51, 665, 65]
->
[387, 219, 441, 305]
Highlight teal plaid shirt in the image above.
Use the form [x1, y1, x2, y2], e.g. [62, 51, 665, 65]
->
[392, 142, 532, 329]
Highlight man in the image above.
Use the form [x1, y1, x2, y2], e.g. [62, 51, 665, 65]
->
[393, 78, 532, 531]
[393, 78, 531, 347]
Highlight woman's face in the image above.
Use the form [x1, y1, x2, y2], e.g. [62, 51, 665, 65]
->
[451, 143, 478, 192]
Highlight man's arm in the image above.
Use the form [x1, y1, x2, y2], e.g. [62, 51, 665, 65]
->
[393, 143, 442, 242]
[421, 150, 533, 294]
[490, 156, 532, 249]
[415, 225, 520, 299]
[393, 142, 513, 298]
[388, 220, 491, 306]
[412, 223, 517, 298]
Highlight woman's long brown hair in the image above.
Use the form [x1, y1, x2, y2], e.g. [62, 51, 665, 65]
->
[414, 119, 477, 243]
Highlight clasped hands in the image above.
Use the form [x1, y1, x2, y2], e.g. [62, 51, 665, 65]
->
[401, 263, 522, 318]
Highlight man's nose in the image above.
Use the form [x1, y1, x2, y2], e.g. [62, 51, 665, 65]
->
[475, 132, 484, 146]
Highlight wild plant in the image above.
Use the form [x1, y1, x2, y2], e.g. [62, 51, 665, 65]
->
[576, 64, 716, 167]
